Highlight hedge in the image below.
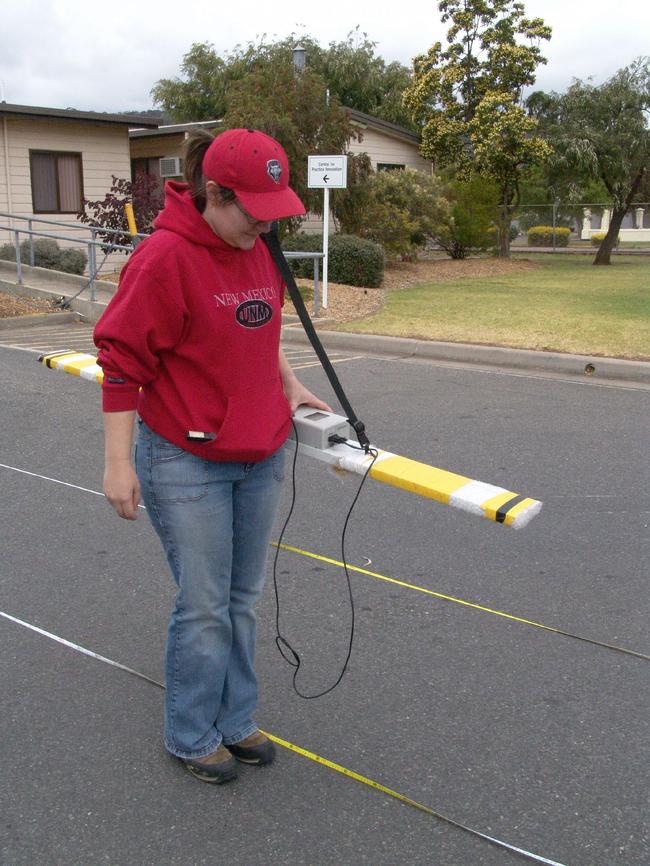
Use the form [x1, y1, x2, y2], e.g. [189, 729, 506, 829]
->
[526, 226, 571, 247]
[0, 238, 87, 275]
[282, 232, 384, 288]
[590, 232, 619, 247]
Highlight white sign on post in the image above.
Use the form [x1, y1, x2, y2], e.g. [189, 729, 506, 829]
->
[307, 155, 348, 189]
[307, 155, 348, 309]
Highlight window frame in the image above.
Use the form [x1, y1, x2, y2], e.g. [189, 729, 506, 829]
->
[131, 156, 162, 182]
[377, 163, 406, 173]
[29, 150, 84, 214]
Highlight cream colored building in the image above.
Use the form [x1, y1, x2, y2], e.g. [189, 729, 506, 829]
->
[347, 109, 431, 172]
[0, 102, 429, 252]
[0, 103, 158, 250]
[129, 112, 429, 179]
[128, 111, 432, 232]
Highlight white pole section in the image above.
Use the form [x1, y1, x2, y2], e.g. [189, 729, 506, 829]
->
[322, 186, 329, 309]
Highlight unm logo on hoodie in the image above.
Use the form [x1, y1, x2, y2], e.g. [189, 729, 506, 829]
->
[214, 288, 275, 329]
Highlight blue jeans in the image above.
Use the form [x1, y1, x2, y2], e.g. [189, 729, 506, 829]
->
[135, 420, 285, 759]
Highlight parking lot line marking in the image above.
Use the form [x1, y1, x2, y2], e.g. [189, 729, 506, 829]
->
[0, 607, 567, 866]
[289, 355, 364, 371]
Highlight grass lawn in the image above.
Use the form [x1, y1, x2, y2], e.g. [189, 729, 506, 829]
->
[335, 254, 650, 360]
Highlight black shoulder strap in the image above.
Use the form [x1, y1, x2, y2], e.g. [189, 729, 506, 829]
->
[262, 226, 370, 452]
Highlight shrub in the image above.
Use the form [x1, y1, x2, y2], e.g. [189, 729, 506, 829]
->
[435, 175, 499, 259]
[78, 172, 163, 248]
[282, 232, 384, 287]
[357, 168, 449, 261]
[331, 152, 374, 236]
[590, 231, 619, 247]
[328, 234, 384, 287]
[282, 232, 322, 279]
[20, 238, 62, 267]
[0, 239, 87, 274]
[526, 226, 571, 247]
[58, 248, 88, 275]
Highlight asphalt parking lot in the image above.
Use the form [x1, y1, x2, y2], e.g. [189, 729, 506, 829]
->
[1, 337, 649, 866]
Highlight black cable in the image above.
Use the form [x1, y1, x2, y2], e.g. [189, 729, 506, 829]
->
[273, 419, 378, 699]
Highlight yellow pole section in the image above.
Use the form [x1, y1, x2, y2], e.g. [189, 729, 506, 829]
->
[124, 202, 138, 238]
[38, 351, 542, 529]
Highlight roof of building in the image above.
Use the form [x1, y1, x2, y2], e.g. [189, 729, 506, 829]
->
[129, 119, 222, 138]
[128, 112, 421, 145]
[348, 109, 421, 144]
[0, 102, 159, 128]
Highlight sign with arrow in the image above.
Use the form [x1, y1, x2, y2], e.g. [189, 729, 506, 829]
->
[308, 155, 347, 188]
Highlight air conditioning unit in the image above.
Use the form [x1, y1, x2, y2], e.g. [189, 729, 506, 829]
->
[159, 156, 182, 178]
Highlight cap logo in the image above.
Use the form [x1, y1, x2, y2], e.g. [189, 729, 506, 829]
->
[267, 159, 282, 184]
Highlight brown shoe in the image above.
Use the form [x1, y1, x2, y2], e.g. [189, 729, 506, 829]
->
[226, 731, 275, 765]
[183, 744, 238, 784]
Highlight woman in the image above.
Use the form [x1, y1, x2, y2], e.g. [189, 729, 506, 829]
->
[94, 128, 330, 783]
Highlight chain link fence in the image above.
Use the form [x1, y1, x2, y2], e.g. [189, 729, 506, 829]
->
[504, 202, 650, 248]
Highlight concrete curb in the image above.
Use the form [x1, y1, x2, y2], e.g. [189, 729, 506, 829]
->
[281, 326, 650, 385]
[0, 311, 81, 330]
[1, 263, 647, 384]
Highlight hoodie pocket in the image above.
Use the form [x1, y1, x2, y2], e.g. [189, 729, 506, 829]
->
[214, 380, 291, 461]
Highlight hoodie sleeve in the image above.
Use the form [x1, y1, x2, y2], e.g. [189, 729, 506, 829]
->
[93, 258, 188, 412]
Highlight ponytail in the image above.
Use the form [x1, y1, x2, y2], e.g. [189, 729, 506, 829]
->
[183, 129, 235, 213]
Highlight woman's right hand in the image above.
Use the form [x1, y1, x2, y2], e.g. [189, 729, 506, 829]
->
[104, 460, 141, 520]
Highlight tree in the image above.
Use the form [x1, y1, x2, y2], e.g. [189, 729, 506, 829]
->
[530, 58, 650, 265]
[151, 42, 234, 122]
[78, 174, 164, 249]
[330, 152, 374, 235]
[434, 173, 500, 258]
[403, 0, 552, 257]
[313, 28, 416, 129]
[222, 63, 356, 234]
[151, 32, 416, 129]
[356, 169, 449, 261]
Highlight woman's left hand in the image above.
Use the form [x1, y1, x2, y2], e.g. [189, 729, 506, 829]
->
[284, 376, 333, 414]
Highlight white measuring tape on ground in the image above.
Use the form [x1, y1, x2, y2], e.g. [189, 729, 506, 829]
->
[0, 607, 567, 866]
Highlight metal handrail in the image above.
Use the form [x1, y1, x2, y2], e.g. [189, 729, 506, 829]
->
[282, 251, 324, 316]
[0, 217, 326, 314]
[0, 223, 132, 300]
[0, 211, 149, 239]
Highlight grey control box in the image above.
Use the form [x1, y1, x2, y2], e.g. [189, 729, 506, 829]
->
[289, 406, 352, 450]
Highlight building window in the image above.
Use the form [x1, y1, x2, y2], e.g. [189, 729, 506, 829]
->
[377, 163, 405, 172]
[131, 157, 161, 181]
[30, 151, 83, 214]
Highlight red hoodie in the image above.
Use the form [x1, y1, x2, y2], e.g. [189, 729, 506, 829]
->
[93, 182, 291, 463]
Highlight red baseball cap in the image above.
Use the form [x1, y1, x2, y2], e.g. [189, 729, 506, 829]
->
[202, 128, 306, 221]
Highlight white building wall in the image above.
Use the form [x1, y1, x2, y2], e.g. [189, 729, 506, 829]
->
[348, 126, 431, 173]
[0, 118, 132, 267]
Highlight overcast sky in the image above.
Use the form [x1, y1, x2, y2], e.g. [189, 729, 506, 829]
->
[1, 0, 648, 114]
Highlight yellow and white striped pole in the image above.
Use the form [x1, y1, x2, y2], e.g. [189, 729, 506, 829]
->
[38, 350, 542, 529]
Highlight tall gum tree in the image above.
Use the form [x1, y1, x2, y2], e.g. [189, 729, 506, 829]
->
[151, 32, 414, 128]
[530, 58, 650, 265]
[403, 0, 552, 257]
